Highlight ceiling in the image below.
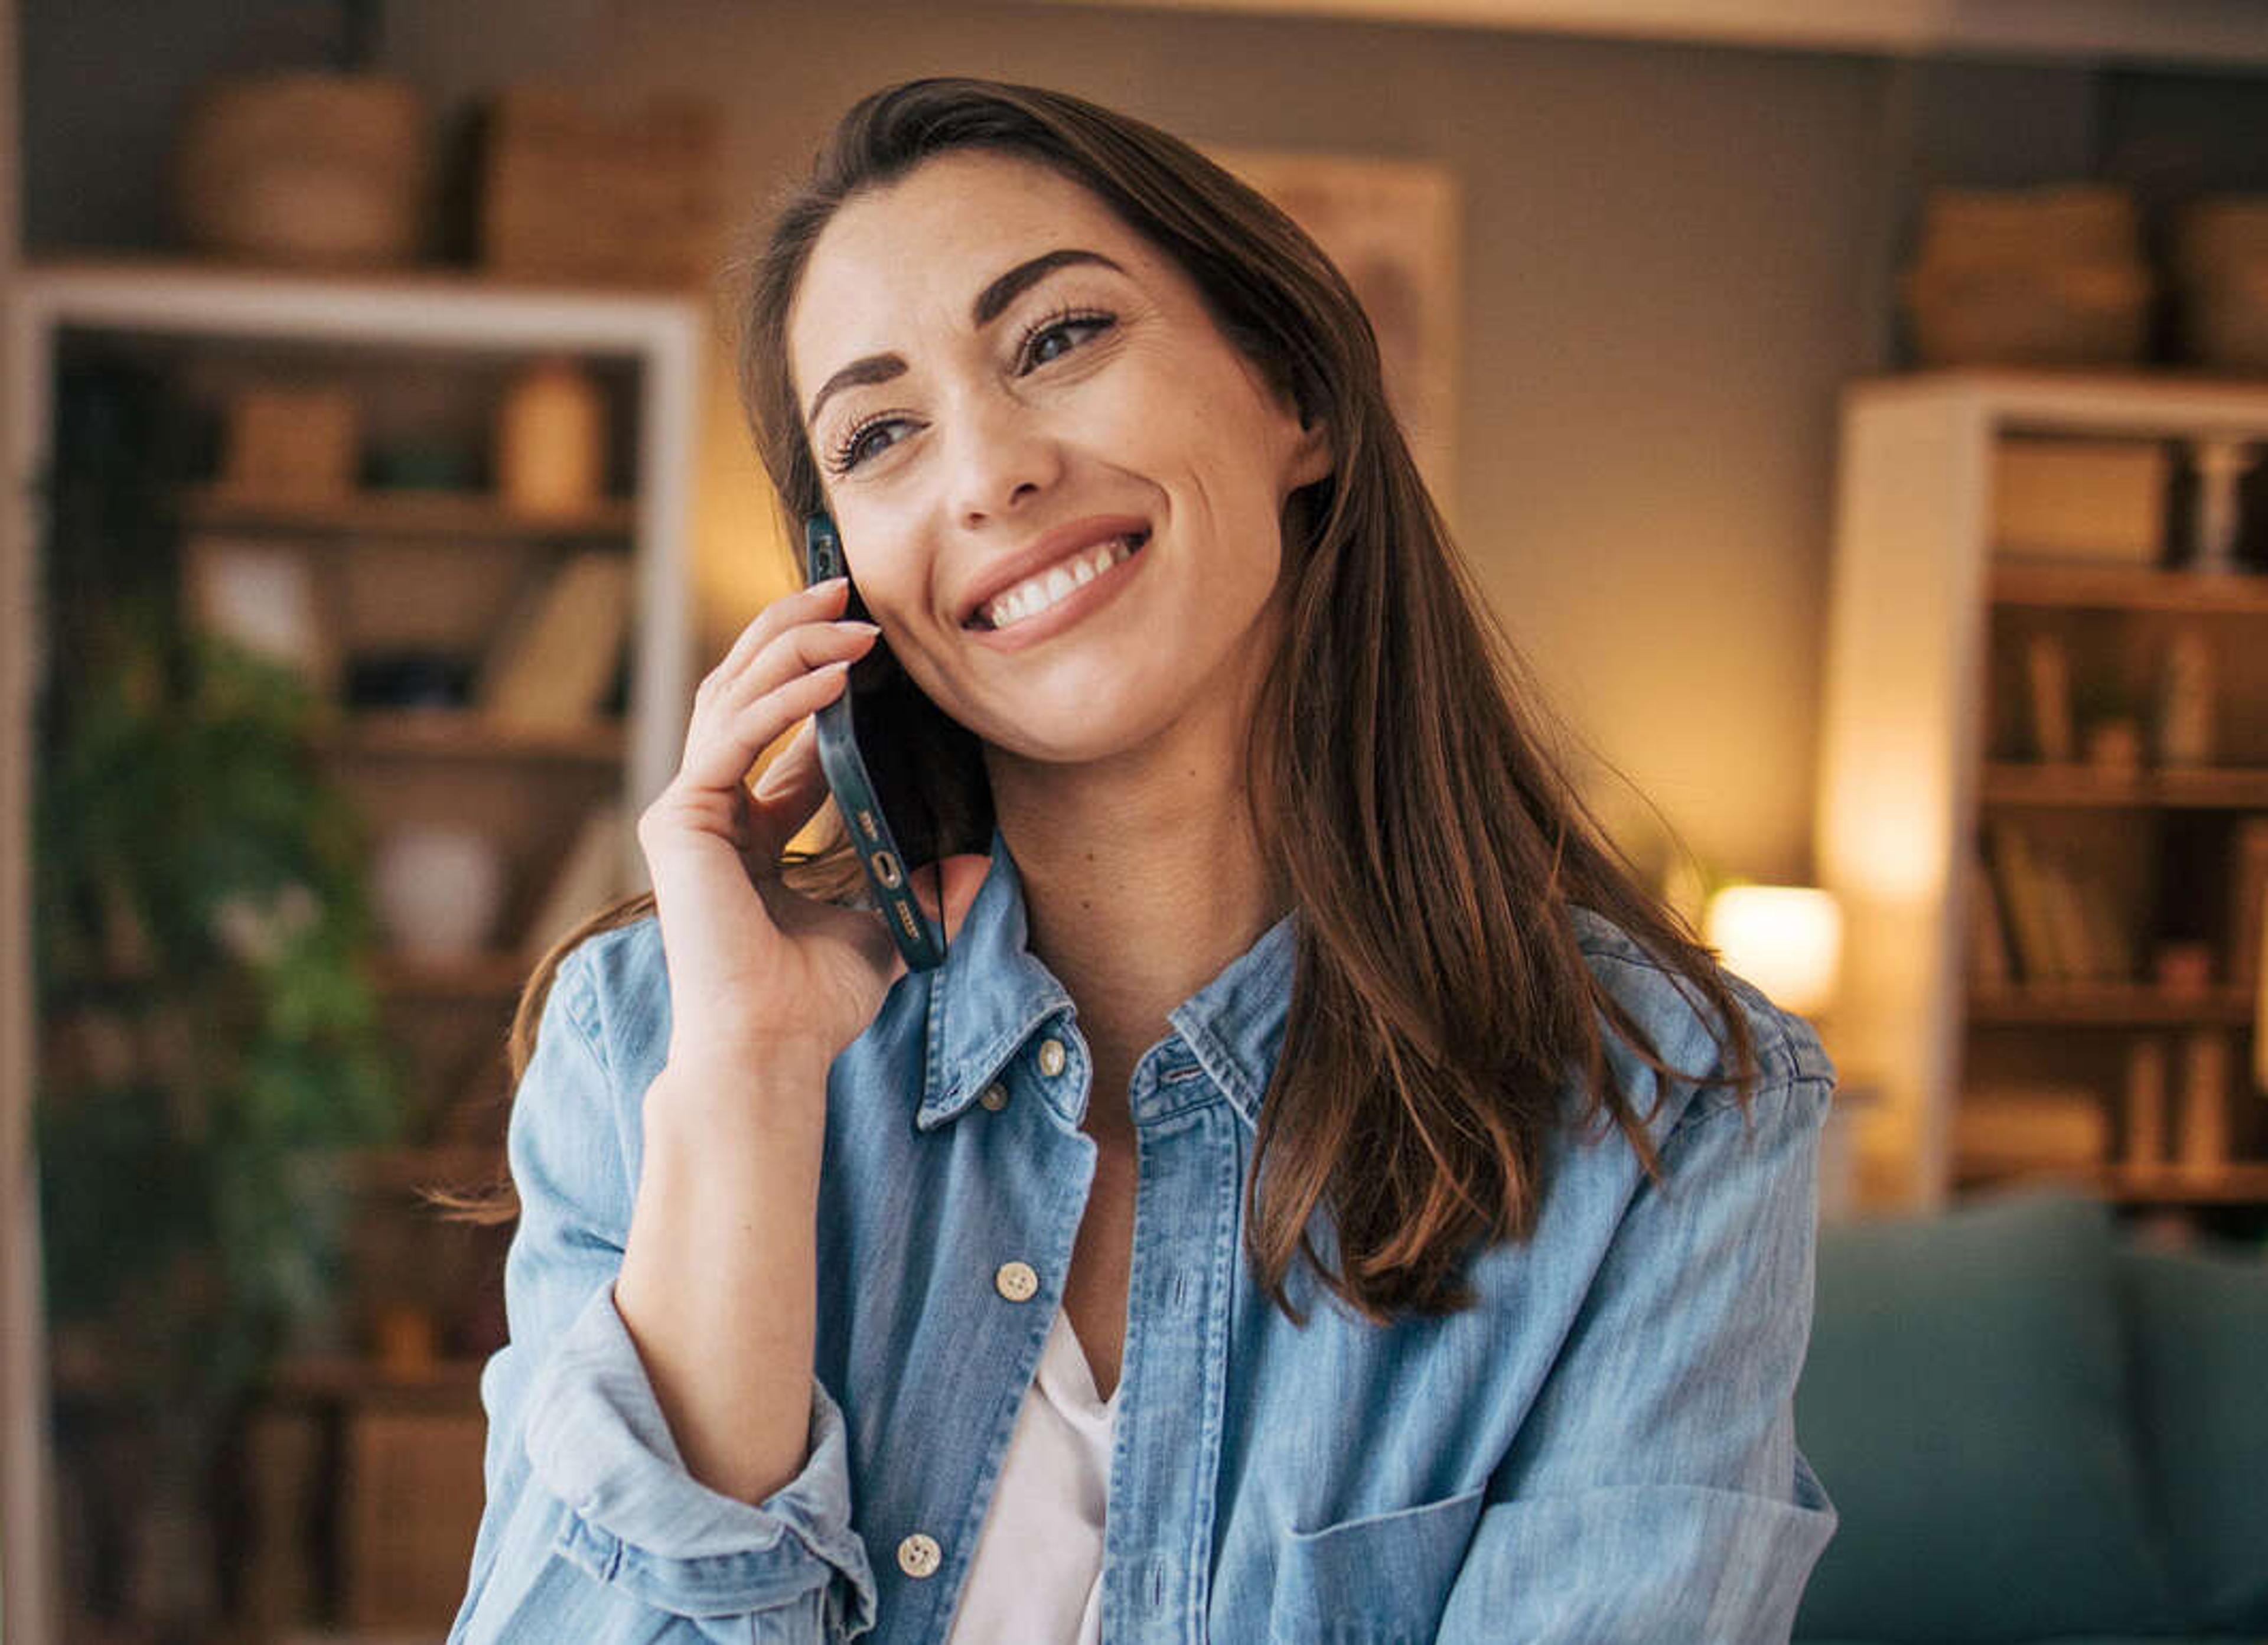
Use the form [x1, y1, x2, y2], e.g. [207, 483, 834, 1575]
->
[1035, 0, 2268, 69]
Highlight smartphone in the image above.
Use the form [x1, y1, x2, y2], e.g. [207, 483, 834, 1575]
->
[801, 513, 948, 972]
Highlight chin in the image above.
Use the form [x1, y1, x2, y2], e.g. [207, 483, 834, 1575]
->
[969, 686, 1200, 769]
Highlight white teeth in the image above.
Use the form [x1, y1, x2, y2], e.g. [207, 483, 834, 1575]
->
[980, 533, 1143, 630]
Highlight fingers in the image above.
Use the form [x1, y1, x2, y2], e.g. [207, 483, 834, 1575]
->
[742, 719, 827, 867]
[706, 613, 879, 723]
[709, 575, 850, 685]
[676, 650, 862, 802]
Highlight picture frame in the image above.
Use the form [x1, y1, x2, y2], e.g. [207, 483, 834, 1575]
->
[1205, 147, 1462, 525]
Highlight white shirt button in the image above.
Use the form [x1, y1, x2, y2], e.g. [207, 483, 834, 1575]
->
[995, 1260, 1040, 1302]
[978, 1082, 1009, 1112]
[897, 1532, 941, 1578]
[1037, 1037, 1068, 1077]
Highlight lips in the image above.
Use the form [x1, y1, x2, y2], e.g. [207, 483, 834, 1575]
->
[959, 516, 1153, 629]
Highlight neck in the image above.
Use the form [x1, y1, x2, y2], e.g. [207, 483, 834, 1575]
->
[983, 695, 1283, 1139]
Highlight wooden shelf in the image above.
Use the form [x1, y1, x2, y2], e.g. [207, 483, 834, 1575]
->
[373, 950, 533, 1001]
[1980, 761, 2268, 809]
[320, 709, 625, 764]
[1967, 985, 2259, 1026]
[1990, 561, 2268, 615]
[178, 482, 635, 542]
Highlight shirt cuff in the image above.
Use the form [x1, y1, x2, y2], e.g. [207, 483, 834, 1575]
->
[521, 1281, 878, 1631]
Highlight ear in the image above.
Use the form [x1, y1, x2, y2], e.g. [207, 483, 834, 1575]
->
[1286, 408, 1333, 492]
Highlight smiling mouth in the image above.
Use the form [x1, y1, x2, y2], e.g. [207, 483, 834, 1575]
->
[964, 529, 1151, 632]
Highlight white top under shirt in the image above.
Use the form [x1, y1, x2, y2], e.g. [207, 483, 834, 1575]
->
[943, 1304, 1120, 1644]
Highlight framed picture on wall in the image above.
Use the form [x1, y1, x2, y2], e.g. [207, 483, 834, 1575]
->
[1205, 148, 1461, 525]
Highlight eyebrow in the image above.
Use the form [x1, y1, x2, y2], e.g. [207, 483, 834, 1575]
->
[803, 247, 1127, 428]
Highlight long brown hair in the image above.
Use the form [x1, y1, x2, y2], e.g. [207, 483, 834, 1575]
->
[441, 77, 1761, 1327]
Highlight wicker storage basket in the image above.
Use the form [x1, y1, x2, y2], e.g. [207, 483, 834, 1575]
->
[1903, 184, 2153, 367]
[2182, 266, 2268, 371]
[2173, 198, 2268, 370]
[1918, 184, 2139, 271]
[174, 72, 428, 268]
[1904, 261, 2153, 367]
[479, 86, 723, 289]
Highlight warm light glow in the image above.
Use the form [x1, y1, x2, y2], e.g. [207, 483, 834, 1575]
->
[1706, 884, 1844, 1019]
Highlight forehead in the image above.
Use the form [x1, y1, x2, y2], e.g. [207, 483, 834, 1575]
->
[787, 151, 1152, 392]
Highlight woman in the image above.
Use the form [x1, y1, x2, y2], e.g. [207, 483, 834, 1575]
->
[447, 76, 1839, 1645]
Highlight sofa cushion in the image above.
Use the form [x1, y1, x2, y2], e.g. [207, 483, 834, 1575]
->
[1792, 1188, 2181, 1641]
[2116, 1237, 2268, 1631]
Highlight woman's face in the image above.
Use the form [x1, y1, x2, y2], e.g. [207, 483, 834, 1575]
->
[786, 149, 1330, 766]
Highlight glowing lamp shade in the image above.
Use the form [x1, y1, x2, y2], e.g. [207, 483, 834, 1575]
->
[1705, 885, 1843, 1019]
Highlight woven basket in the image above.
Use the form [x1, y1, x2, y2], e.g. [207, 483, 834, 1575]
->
[175, 72, 428, 267]
[2173, 197, 2268, 291]
[1903, 260, 2154, 367]
[1917, 184, 2139, 273]
[479, 86, 723, 289]
[2181, 263, 2268, 371]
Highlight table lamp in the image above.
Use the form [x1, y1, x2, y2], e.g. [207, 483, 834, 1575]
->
[1703, 884, 1844, 1022]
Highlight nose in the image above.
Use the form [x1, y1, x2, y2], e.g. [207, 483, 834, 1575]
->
[944, 390, 1061, 530]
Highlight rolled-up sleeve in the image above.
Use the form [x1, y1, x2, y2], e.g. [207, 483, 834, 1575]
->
[448, 946, 878, 1644]
[1435, 1034, 1840, 1644]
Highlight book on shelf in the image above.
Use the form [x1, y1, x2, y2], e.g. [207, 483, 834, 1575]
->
[1967, 846, 2012, 988]
[1986, 822, 2070, 981]
[473, 549, 632, 732]
[2178, 1030, 2232, 1170]
[2122, 1037, 2168, 1168]
[2070, 869, 2136, 982]
[2231, 818, 2268, 992]
[2024, 632, 2074, 763]
[1983, 822, 2127, 983]
[2232, 819, 2268, 1096]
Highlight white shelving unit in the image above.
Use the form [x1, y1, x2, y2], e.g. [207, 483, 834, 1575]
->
[1814, 367, 2268, 1216]
[1, 258, 703, 1643]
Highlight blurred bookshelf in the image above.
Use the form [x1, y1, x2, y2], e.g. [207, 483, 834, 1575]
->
[1817, 369, 2268, 1238]
[175, 478, 638, 542]
[7, 258, 699, 1641]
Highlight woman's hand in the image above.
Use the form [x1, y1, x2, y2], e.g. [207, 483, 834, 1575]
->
[634, 575, 989, 1079]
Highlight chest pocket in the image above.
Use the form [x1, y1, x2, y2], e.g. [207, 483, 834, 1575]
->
[1266, 1484, 1487, 1645]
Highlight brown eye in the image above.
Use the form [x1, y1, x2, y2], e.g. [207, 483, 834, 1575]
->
[1017, 310, 1115, 373]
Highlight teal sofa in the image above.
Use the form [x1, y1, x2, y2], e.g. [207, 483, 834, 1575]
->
[1792, 1187, 2268, 1644]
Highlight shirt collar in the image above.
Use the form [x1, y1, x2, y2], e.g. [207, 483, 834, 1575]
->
[915, 826, 1299, 1133]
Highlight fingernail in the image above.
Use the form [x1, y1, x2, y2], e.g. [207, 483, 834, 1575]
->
[814, 575, 848, 592]
[843, 620, 881, 636]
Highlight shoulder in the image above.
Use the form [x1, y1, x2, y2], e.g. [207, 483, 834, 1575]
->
[1564, 901, 1836, 1132]
[542, 911, 672, 1077]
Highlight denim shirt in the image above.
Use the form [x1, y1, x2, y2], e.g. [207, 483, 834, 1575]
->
[449, 827, 1839, 1644]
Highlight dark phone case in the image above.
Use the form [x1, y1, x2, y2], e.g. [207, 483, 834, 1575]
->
[803, 514, 947, 972]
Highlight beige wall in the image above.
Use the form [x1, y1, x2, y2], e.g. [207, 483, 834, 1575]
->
[384, 0, 1889, 887]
